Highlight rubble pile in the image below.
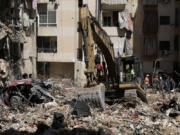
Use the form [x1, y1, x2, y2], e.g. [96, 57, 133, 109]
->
[0, 80, 180, 135]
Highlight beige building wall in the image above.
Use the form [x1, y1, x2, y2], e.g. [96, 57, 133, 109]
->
[49, 62, 74, 77]
[37, 0, 79, 79]
[37, 0, 79, 63]
[84, 0, 96, 17]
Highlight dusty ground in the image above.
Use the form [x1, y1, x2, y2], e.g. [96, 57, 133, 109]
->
[0, 80, 180, 135]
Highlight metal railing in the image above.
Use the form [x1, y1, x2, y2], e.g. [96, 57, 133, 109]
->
[101, 0, 127, 5]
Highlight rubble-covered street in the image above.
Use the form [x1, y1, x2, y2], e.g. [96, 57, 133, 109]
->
[0, 78, 180, 135]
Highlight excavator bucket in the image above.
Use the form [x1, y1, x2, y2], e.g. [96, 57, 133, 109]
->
[75, 85, 105, 110]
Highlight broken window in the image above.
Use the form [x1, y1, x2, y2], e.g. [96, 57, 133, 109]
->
[160, 16, 170, 25]
[159, 41, 170, 50]
[38, 4, 57, 27]
[37, 36, 57, 53]
[143, 36, 157, 57]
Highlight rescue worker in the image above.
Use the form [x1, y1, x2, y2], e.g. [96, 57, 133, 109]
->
[144, 74, 150, 90]
[159, 76, 165, 98]
[165, 76, 171, 94]
[96, 63, 103, 81]
[170, 77, 175, 93]
[130, 65, 135, 80]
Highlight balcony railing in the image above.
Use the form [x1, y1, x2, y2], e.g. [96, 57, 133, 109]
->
[101, 0, 127, 10]
[101, 0, 127, 5]
[37, 0, 56, 3]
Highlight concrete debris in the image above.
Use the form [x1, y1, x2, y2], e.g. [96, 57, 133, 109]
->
[72, 101, 91, 117]
[0, 81, 179, 135]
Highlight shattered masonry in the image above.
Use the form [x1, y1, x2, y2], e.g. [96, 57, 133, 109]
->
[0, 0, 37, 81]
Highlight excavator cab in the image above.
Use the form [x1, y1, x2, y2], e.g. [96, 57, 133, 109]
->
[117, 56, 143, 85]
[116, 56, 147, 103]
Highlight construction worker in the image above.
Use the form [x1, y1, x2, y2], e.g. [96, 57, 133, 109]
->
[130, 65, 135, 80]
[96, 63, 103, 82]
[144, 74, 150, 90]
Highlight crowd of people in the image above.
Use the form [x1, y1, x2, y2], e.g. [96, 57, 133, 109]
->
[144, 73, 176, 94]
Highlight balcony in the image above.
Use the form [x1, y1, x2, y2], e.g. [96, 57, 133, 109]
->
[37, 0, 56, 3]
[101, 0, 127, 10]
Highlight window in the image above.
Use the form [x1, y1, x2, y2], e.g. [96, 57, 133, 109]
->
[37, 37, 57, 53]
[143, 7, 158, 33]
[143, 36, 157, 56]
[38, 4, 56, 27]
[175, 8, 179, 27]
[103, 16, 111, 26]
[174, 35, 179, 51]
[78, 0, 83, 7]
[160, 16, 170, 25]
[159, 41, 170, 50]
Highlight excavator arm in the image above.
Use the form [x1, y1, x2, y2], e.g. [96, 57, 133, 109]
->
[79, 5, 116, 86]
[79, 5, 147, 103]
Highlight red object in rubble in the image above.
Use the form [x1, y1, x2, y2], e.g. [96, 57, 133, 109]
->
[7, 78, 32, 87]
[131, 114, 139, 119]
[96, 64, 103, 71]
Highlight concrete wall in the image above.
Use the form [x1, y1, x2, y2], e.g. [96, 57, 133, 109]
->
[23, 22, 37, 77]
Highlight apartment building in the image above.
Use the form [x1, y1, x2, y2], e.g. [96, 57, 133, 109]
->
[36, 0, 138, 86]
[36, 0, 79, 79]
[134, 0, 180, 74]
[99, 0, 137, 57]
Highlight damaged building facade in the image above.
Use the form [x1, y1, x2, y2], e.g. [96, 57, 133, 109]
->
[0, 0, 139, 84]
[134, 0, 180, 74]
[36, 0, 138, 86]
[0, 0, 37, 80]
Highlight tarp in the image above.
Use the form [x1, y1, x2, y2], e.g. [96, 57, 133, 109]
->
[111, 37, 125, 58]
[23, 12, 35, 27]
[118, 12, 133, 32]
[111, 37, 132, 58]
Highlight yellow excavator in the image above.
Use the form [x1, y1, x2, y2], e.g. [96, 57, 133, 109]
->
[77, 5, 147, 109]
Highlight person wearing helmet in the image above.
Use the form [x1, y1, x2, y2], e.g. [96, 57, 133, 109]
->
[144, 74, 150, 90]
